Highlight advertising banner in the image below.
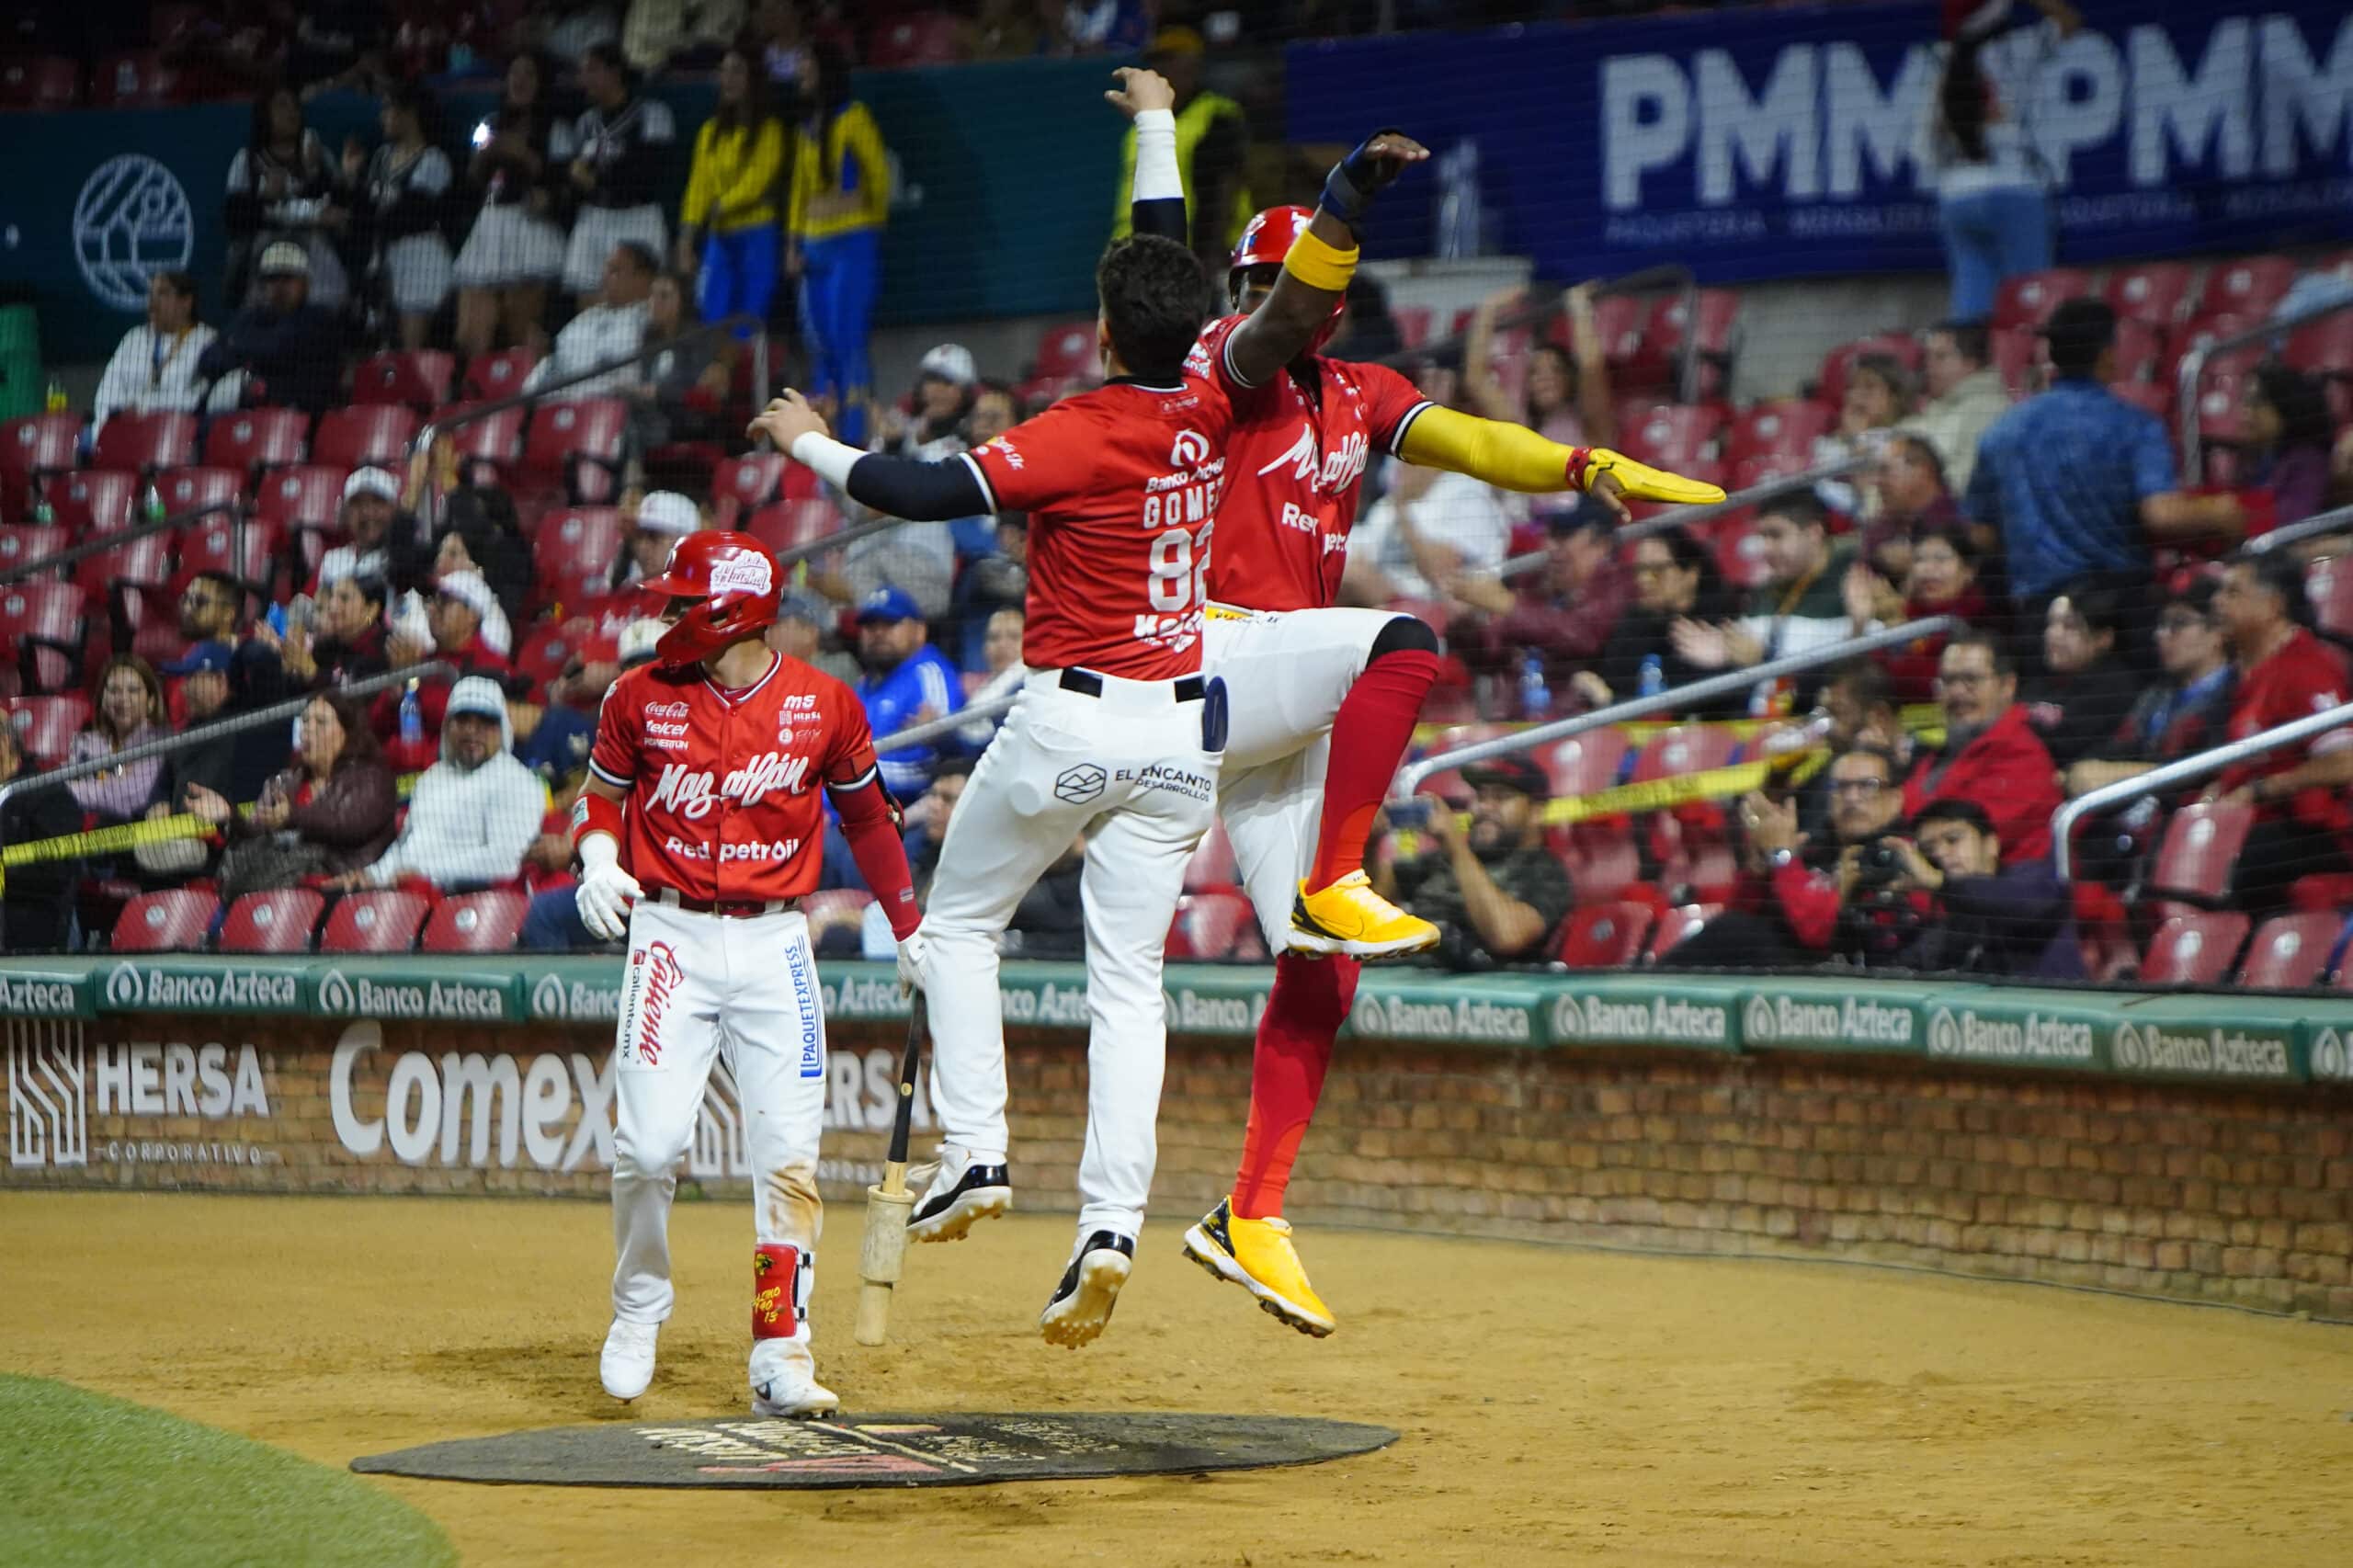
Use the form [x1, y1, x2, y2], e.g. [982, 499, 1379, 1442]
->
[1288, 2, 2353, 285]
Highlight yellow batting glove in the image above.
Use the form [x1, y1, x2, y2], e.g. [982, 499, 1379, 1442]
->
[1579, 448, 1727, 506]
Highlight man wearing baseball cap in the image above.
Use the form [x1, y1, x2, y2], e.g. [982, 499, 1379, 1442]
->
[1371, 753, 1574, 971]
[853, 585, 961, 801]
[767, 591, 859, 686]
[310, 469, 405, 595]
[330, 675, 544, 893]
[198, 240, 348, 414]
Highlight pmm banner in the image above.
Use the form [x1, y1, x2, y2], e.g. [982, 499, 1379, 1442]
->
[1287, 1, 2353, 284]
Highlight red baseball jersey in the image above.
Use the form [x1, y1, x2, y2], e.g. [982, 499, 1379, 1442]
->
[1186, 312, 1434, 612]
[2218, 627, 2353, 839]
[961, 376, 1233, 680]
[587, 652, 879, 900]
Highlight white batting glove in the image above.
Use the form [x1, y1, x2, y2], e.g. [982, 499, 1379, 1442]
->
[574, 835, 643, 942]
[895, 928, 927, 996]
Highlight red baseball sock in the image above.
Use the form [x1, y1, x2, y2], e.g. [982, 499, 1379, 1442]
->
[1232, 952, 1360, 1220]
[1304, 649, 1443, 893]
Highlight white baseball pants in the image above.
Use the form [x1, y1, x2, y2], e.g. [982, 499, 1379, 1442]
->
[1204, 603, 1402, 949]
[610, 900, 827, 1336]
[921, 667, 1220, 1239]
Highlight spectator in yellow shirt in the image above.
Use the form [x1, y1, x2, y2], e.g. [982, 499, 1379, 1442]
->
[786, 41, 890, 447]
[678, 47, 786, 324]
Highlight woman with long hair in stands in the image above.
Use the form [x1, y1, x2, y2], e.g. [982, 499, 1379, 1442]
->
[225, 84, 352, 310]
[1918, 28, 2054, 323]
[1462, 282, 1617, 450]
[678, 47, 786, 327]
[453, 52, 567, 358]
[67, 655, 171, 826]
[355, 81, 460, 351]
[787, 40, 891, 447]
[2243, 366, 2336, 532]
[196, 691, 399, 900]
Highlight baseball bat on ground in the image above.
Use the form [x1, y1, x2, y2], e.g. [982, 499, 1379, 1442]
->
[853, 997, 926, 1346]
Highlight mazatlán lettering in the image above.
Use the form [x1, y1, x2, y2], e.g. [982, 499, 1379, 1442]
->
[648, 752, 813, 818]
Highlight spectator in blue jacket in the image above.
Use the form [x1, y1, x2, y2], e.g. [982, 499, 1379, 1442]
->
[1896, 798, 2085, 980]
[852, 585, 961, 801]
[198, 242, 350, 415]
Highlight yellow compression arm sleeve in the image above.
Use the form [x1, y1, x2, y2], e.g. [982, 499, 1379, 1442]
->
[1397, 405, 1731, 505]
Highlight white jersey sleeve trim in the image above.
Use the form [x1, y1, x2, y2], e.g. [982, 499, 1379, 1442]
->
[825, 764, 881, 793]
[588, 757, 633, 789]
[1388, 400, 1437, 456]
[957, 449, 1000, 516]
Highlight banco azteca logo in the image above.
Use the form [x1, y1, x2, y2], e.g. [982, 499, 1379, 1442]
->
[104, 962, 145, 1009]
[1927, 1008, 1961, 1057]
[1169, 429, 1211, 469]
[1741, 994, 1776, 1045]
[532, 972, 569, 1020]
[316, 969, 357, 1014]
[1550, 994, 1586, 1039]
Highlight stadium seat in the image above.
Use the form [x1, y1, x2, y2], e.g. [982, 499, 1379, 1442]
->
[2191, 369, 2250, 445]
[2192, 256, 2297, 323]
[1723, 400, 1836, 468]
[156, 465, 244, 517]
[1816, 335, 1923, 410]
[2283, 312, 2353, 380]
[2308, 557, 2353, 642]
[92, 412, 196, 475]
[1646, 289, 1741, 366]
[1032, 323, 1098, 381]
[1644, 902, 1722, 963]
[254, 464, 348, 534]
[109, 888, 220, 952]
[1560, 826, 1642, 904]
[2107, 318, 2170, 385]
[744, 499, 840, 559]
[1661, 842, 1739, 903]
[2236, 911, 2344, 989]
[714, 452, 790, 525]
[1167, 892, 1261, 962]
[533, 507, 626, 609]
[513, 616, 591, 697]
[218, 889, 325, 953]
[352, 350, 455, 409]
[1392, 304, 1435, 349]
[176, 514, 281, 597]
[869, 10, 968, 66]
[313, 405, 417, 472]
[2173, 312, 2265, 383]
[2101, 260, 2198, 327]
[321, 891, 433, 953]
[434, 403, 528, 470]
[0, 582, 87, 691]
[1579, 291, 1650, 371]
[202, 407, 309, 477]
[0, 523, 68, 581]
[1711, 518, 1774, 590]
[421, 891, 529, 952]
[519, 400, 628, 505]
[73, 530, 171, 604]
[1535, 729, 1631, 800]
[50, 470, 139, 538]
[6, 693, 90, 767]
[1618, 404, 1722, 472]
[1990, 267, 2093, 331]
[2140, 912, 2251, 986]
[1988, 326, 2043, 396]
[2143, 801, 2253, 911]
[2106, 381, 2171, 422]
[1556, 901, 1654, 969]
[460, 347, 540, 402]
[1631, 724, 1740, 859]
[91, 50, 176, 107]
[2, 414, 85, 506]
[0, 57, 82, 111]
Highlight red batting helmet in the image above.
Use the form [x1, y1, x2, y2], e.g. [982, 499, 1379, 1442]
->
[641, 529, 781, 665]
[1230, 205, 1347, 355]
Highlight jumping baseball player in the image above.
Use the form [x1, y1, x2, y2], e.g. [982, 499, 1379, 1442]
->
[572, 528, 923, 1415]
[747, 112, 1423, 1346]
[1114, 78, 1726, 1336]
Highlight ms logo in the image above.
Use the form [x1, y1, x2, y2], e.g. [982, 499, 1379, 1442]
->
[74, 155, 194, 312]
[1169, 429, 1211, 469]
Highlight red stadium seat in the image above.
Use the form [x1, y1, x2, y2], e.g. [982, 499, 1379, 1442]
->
[1631, 723, 1740, 861]
[109, 888, 220, 952]
[202, 407, 310, 477]
[2143, 801, 2253, 910]
[1392, 304, 1435, 349]
[1646, 289, 1741, 364]
[92, 412, 196, 475]
[91, 50, 176, 107]
[2, 414, 85, 507]
[6, 694, 90, 767]
[434, 403, 528, 472]
[1534, 729, 1631, 800]
[513, 616, 592, 696]
[1723, 400, 1836, 467]
[2101, 260, 2198, 327]
[1167, 892, 1262, 962]
[744, 499, 841, 559]
[1617, 404, 1722, 471]
[254, 464, 348, 534]
[1989, 326, 2043, 397]
[321, 891, 433, 954]
[2140, 913, 2250, 986]
[1645, 902, 1722, 963]
[714, 452, 790, 526]
[2237, 912, 2344, 989]
[2106, 318, 2170, 385]
[868, 10, 968, 66]
[0, 582, 87, 690]
[74, 530, 171, 605]
[2192, 256, 2297, 323]
[2106, 381, 2172, 422]
[352, 350, 455, 409]
[156, 465, 244, 517]
[532, 507, 626, 608]
[313, 405, 418, 472]
[1556, 901, 1654, 969]
[1711, 518, 1774, 590]
[421, 891, 529, 953]
[2284, 312, 2353, 381]
[218, 889, 325, 953]
[461, 347, 540, 402]
[1816, 335, 1923, 410]
[2308, 557, 2353, 642]
[1587, 292, 1652, 369]
[0, 57, 83, 111]
[0, 523, 69, 581]
[2191, 369, 2250, 446]
[519, 400, 628, 504]
[1183, 818, 1240, 893]
[1032, 323, 1098, 381]
[50, 470, 139, 539]
[176, 514, 281, 596]
[1990, 267, 2092, 332]
[1560, 826, 1642, 904]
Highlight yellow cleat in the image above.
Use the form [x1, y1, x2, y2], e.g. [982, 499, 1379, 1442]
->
[1288, 870, 1439, 960]
[1183, 1198, 1336, 1337]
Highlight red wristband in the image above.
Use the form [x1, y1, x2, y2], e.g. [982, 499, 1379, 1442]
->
[570, 790, 623, 850]
[1564, 447, 1593, 491]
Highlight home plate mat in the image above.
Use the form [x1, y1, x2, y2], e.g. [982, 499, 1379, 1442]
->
[353, 1413, 1399, 1489]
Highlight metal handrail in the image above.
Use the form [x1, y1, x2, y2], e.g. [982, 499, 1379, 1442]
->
[2245, 501, 2353, 556]
[873, 687, 1020, 755]
[2177, 294, 2353, 481]
[0, 497, 243, 588]
[1495, 454, 1869, 580]
[1394, 616, 1960, 795]
[2050, 698, 2353, 881]
[0, 662, 453, 823]
[410, 312, 765, 531]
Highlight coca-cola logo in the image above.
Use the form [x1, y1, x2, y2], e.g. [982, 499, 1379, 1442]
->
[637, 941, 685, 1066]
[643, 700, 690, 719]
[647, 752, 813, 818]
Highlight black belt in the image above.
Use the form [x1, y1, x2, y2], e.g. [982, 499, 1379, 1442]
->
[655, 892, 799, 919]
[1060, 669, 1205, 701]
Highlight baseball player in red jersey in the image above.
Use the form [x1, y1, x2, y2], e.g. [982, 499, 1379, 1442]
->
[570, 528, 923, 1415]
[749, 106, 1423, 1345]
[1114, 78, 1725, 1336]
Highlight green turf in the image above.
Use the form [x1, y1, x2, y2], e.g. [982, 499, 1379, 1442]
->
[0, 1374, 455, 1568]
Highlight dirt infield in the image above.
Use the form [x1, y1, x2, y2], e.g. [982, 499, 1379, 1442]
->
[6, 1193, 2351, 1567]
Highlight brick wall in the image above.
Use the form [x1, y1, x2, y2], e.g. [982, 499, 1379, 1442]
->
[10, 1017, 2349, 1320]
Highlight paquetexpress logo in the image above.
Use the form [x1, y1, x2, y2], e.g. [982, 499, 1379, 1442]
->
[6, 1021, 88, 1168]
[74, 154, 194, 312]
